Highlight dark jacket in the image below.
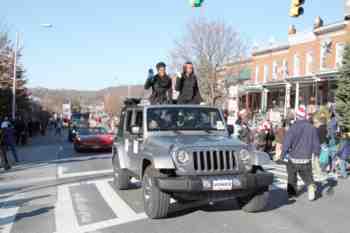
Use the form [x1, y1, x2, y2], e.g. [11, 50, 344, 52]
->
[337, 139, 350, 160]
[238, 123, 251, 144]
[3, 127, 16, 146]
[282, 120, 320, 160]
[144, 74, 172, 105]
[317, 124, 328, 145]
[175, 74, 202, 104]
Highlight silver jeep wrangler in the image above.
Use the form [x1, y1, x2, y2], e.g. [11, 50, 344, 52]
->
[112, 102, 273, 219]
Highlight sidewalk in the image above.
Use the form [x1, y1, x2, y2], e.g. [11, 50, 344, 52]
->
[0, 131, 66, 197]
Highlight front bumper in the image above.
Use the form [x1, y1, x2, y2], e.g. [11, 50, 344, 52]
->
[155, 172, 273, 192]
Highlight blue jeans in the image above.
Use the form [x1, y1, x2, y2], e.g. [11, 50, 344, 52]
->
[7, 144, 19, 162]
[339, 159, 348, 178]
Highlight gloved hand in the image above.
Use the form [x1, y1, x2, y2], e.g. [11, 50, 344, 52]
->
[176, 72, 182, 79]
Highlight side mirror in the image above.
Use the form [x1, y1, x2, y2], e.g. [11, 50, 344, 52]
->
[227, 125, 234, 136]
[131, 126, 142, 135]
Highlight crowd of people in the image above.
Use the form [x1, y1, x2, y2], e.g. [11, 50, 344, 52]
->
[0, 116, 49, 170]
[234, 105, 350, 201]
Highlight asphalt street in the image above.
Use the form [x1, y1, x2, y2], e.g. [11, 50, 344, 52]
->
[0, 132, 349, 233]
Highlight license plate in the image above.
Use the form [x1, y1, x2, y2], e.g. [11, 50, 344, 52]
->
[212, 179, 233, 191]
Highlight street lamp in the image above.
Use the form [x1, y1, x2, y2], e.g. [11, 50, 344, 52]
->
[11, 24, 52, 120]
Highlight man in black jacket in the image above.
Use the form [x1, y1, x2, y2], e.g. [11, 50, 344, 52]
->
[144, 62, 172, 105]
[282, 107, 320, 201]
[175, 62, 202, 105]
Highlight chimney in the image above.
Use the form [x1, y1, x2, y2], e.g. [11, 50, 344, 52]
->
[314, 16, 324, 29]
[288, 25, 297, 35]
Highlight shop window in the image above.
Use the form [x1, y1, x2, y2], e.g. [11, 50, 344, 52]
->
[306, 52, 313, 75]
[272, 61, 278, 80]
[263, 64, 269, 83]
[336, 43, 345, 68]
[293, 54, 300, 77]
[255, 65, 259, 84]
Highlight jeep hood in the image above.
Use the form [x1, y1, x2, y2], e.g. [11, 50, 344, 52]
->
[146, 135, 243, 149]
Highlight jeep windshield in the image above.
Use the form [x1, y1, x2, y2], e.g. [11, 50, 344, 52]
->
[147, 107, 226, 132]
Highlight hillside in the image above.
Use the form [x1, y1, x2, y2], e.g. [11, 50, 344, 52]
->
[30, 85, 148, 114]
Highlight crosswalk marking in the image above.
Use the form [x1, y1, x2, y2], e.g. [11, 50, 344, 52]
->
[55, 185, 80, 233]
[0, 202, 18, 233]
[53, 178, 147, 233]
[95, 180, 138, 219]
[57, 165, 113, 179]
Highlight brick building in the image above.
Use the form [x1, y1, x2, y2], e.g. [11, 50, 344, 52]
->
[223, 15, 350, 118]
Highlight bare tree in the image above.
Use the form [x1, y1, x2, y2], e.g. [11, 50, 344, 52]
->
[170, 18, 247, 106]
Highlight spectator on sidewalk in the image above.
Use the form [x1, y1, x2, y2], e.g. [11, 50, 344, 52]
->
[0, 128, 11, 170]
[2, 123, 20, 163]
[282, 106, 320, 201]
[328, 113, 338, 143]
[1, 117, 11, 129]
[275, 120, 286, 162]
[14, 116, 26, 145]
[55, 118, 63, 136]
[314, 118, 328, 178]
[336, 134, 350, 179]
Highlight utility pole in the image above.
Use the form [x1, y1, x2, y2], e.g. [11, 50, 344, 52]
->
[12, 32, 19, 120]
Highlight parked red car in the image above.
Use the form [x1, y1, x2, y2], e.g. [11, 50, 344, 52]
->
[73, 127, 114, 153]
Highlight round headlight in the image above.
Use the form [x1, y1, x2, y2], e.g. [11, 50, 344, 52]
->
[176, 150, 190, 164]
[239, 149, 251, 164]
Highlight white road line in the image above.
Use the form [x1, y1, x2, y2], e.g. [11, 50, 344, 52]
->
[55, 185, 79, 233]
[75, 214, 147, 233]
[57, 168, 113, 179]
[0, 204, 18, 233]
[94, 180, 138, 219]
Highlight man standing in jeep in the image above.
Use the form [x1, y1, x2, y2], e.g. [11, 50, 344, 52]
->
[144, 62, 172, 105]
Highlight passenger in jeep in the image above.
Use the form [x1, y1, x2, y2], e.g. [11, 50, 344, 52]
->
[175, 62, 202, 105]
[144, 62, 172, 105]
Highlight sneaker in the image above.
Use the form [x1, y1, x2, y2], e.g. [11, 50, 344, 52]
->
[308, 184, 316, 201]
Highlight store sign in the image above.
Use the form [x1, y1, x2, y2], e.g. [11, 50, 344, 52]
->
[346, 0, 350, 18]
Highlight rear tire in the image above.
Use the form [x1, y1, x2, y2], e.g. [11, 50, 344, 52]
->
[142, 166, 170, 219]
[74, 145, 82, 153]
[112, 152, 129, 190]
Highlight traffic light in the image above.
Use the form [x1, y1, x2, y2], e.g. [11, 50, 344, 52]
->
[190, 0, 204, 8]
[289, 0, 305, 17]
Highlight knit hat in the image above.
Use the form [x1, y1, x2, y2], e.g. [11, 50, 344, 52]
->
[296, 106, 306, 119]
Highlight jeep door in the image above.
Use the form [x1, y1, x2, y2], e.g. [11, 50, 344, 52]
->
[128, 109, 144, 175]
[113, 109, 132, 169]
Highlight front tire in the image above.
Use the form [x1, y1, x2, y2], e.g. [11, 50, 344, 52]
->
[238, 190, 269, 212]
[238, 167, 270, 212]
[142, 166, 170, 219]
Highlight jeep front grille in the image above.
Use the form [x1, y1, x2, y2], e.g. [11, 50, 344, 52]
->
[193, 150, 236, 172]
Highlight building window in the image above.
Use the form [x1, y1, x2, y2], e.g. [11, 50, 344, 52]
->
[293, 54, 300, 77]
[282, 59, 288, 79]
[306, 52, 313, 75]
[320, 39, 332, 70]
[336, 43, 345, 68]
[255, 65, 259, 83]
[263, 64, 269, 83]
[272, 61, 278, 80]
